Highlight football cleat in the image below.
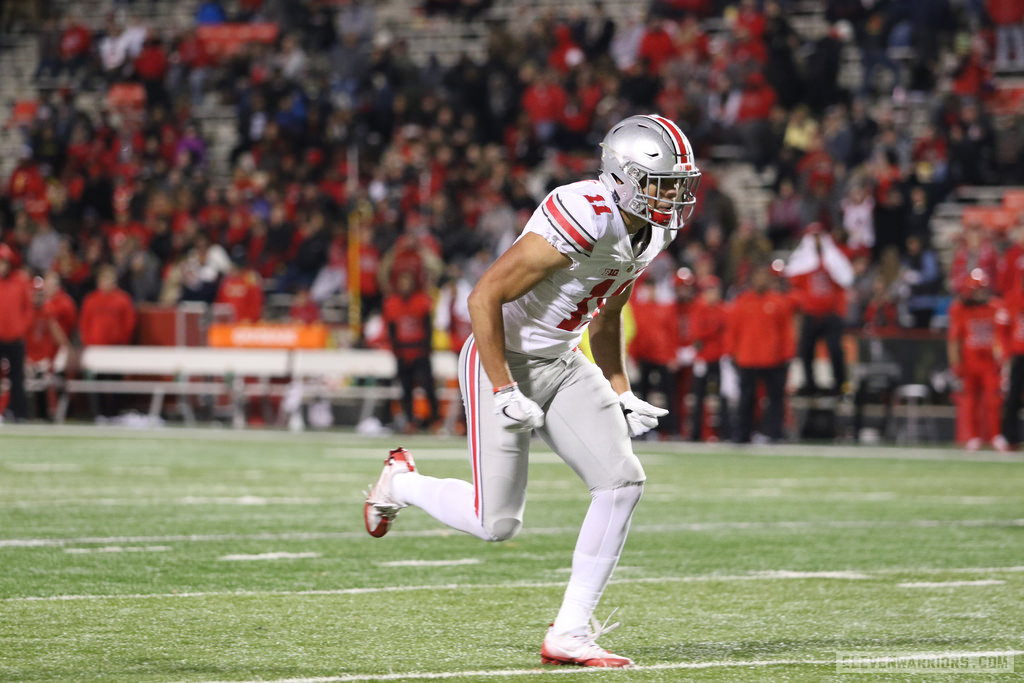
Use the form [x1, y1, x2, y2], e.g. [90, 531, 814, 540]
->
[540, 613, 633, 668]
[363, 447, 416, 538]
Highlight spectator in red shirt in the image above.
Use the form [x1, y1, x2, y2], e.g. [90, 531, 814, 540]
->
[996, 273, 1024, 450]
[215, 259, 264, 323]
[628, 279, 679, 438]
[80, 265, 137, 418]
[135, 37, 169, 108]
[25, 272, 77, 420]
[80, 265, 137, 346]
[990, 0, 1024, 69]
[948, 269, 1002, 450]
[786, 224, 854, 395]
[520, 68, 568, 143]
[26, 272, 77, 365]
[689, 276, 731, 441]
[59, 17, 92, 76]
[950, 222, 999, 294]
[0, 245, 33, 420]
[638, 17, 676, 75]
[383, 270, 438, 432]
[862, 278, 900, 333]
[727, 263, 793, 443]
[288, 288, 321, 324]
[997, 223, 1024, 296]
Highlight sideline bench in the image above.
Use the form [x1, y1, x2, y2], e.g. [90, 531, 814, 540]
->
[47, 346, 460, 427]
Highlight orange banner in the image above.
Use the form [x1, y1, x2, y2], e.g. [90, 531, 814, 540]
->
[208, 323, 328, 349]
[197, 23, 279, 59]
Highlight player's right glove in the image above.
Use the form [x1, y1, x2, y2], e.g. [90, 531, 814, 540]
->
[492, 382, 545, 433]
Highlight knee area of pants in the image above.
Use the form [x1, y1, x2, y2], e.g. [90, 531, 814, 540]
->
[618, 481, 645, 504]
[485, 517, 522, 542]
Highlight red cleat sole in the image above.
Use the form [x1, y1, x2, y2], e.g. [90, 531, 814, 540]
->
[364, 502, 391, 538]
[541, 653, 632, 668]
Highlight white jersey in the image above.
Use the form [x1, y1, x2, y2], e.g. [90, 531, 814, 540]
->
[503, 180, 675, 357]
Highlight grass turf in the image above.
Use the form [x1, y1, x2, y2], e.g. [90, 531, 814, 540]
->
[0, 427, 1022, 682]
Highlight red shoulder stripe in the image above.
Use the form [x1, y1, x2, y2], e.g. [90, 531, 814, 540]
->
[545, 195, 594, 253]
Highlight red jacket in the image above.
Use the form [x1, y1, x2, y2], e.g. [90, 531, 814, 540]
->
[727, 290, 794, 368]
[690, 298, 727, 362]
[789, 266, 846, 317]
[80, 289, 136, 346]
[997, 290, 1024, 356]
[26, 291, 77, 362]
[948, 298, 1000, 371]
[216, 273, 264, 323]
[676, 299, 696, 348]
[0, 270, 33, 342]
[629, 295, 678, 365]
[383, 292, 433, 362]
[998, 243, 1024, 295]
[989, 0, 1024, 24]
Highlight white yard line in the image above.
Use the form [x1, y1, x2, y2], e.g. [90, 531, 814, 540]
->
[63, 546, 171, 554]
[378, 558, 482, 567]
[170, 651, 1024, 683]
[4, 463, 82, 472]
[899, 580, 1007, 588]
[3, 518, 1023, 549]
[219, 552, 322, 561]
[4, 565, 1023, 603]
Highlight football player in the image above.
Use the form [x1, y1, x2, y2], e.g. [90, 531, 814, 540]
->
[364, 115, 700, 667]
[949, 268, 1002, 450]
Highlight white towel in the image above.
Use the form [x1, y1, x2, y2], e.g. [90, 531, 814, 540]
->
[784, 233, 854, 288]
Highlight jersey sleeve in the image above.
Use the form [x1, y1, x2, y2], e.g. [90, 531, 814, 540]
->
[522, 189, 606, 261]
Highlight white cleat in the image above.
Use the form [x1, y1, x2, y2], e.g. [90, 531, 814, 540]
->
[363, 447, 416, 538]
[540, 614, 633, 668]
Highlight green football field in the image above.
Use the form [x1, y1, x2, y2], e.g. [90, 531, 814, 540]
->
[1, 426, 1023, 682]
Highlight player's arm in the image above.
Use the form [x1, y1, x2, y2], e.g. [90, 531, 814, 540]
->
[467, 232, 571, 388]
[591, 282, 669, 437]
[588, 283, 634, 395]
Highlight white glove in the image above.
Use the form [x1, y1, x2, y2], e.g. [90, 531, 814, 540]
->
[720, 356, 740, 403]
[618, 391, 669, 438]
[676, 346, 697, 366]
[492, 382, 545, 433]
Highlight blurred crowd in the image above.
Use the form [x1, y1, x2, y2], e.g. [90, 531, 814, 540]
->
[2, 0, 1024, 437]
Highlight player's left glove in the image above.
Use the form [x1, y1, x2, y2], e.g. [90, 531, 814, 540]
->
[618, 391, 668, 438]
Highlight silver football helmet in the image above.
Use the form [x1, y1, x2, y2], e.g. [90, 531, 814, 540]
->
[598, 114, 701, 232]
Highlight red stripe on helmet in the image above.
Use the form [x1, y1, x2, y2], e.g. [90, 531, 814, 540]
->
[649, 114, 689, 162]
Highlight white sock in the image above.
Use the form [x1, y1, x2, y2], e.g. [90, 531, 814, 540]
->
[551, 484, 643, 637]
[391, 472, 492, 540]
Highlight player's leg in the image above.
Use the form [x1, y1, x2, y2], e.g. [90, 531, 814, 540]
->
[798, 317, 819, 393]
[536, 353, 645, 641]
[824, 313, 846, 392]
[396, 358, 416, 427]
[734, 365, 756, 443]
[388, 336, 531, 541]
[960, 372, 981, 448]
[691, 366, 709, 441]
[1002, 356, 1024, 445]
[983, 365, 1002, 442]
[416, 355, 441, 424]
